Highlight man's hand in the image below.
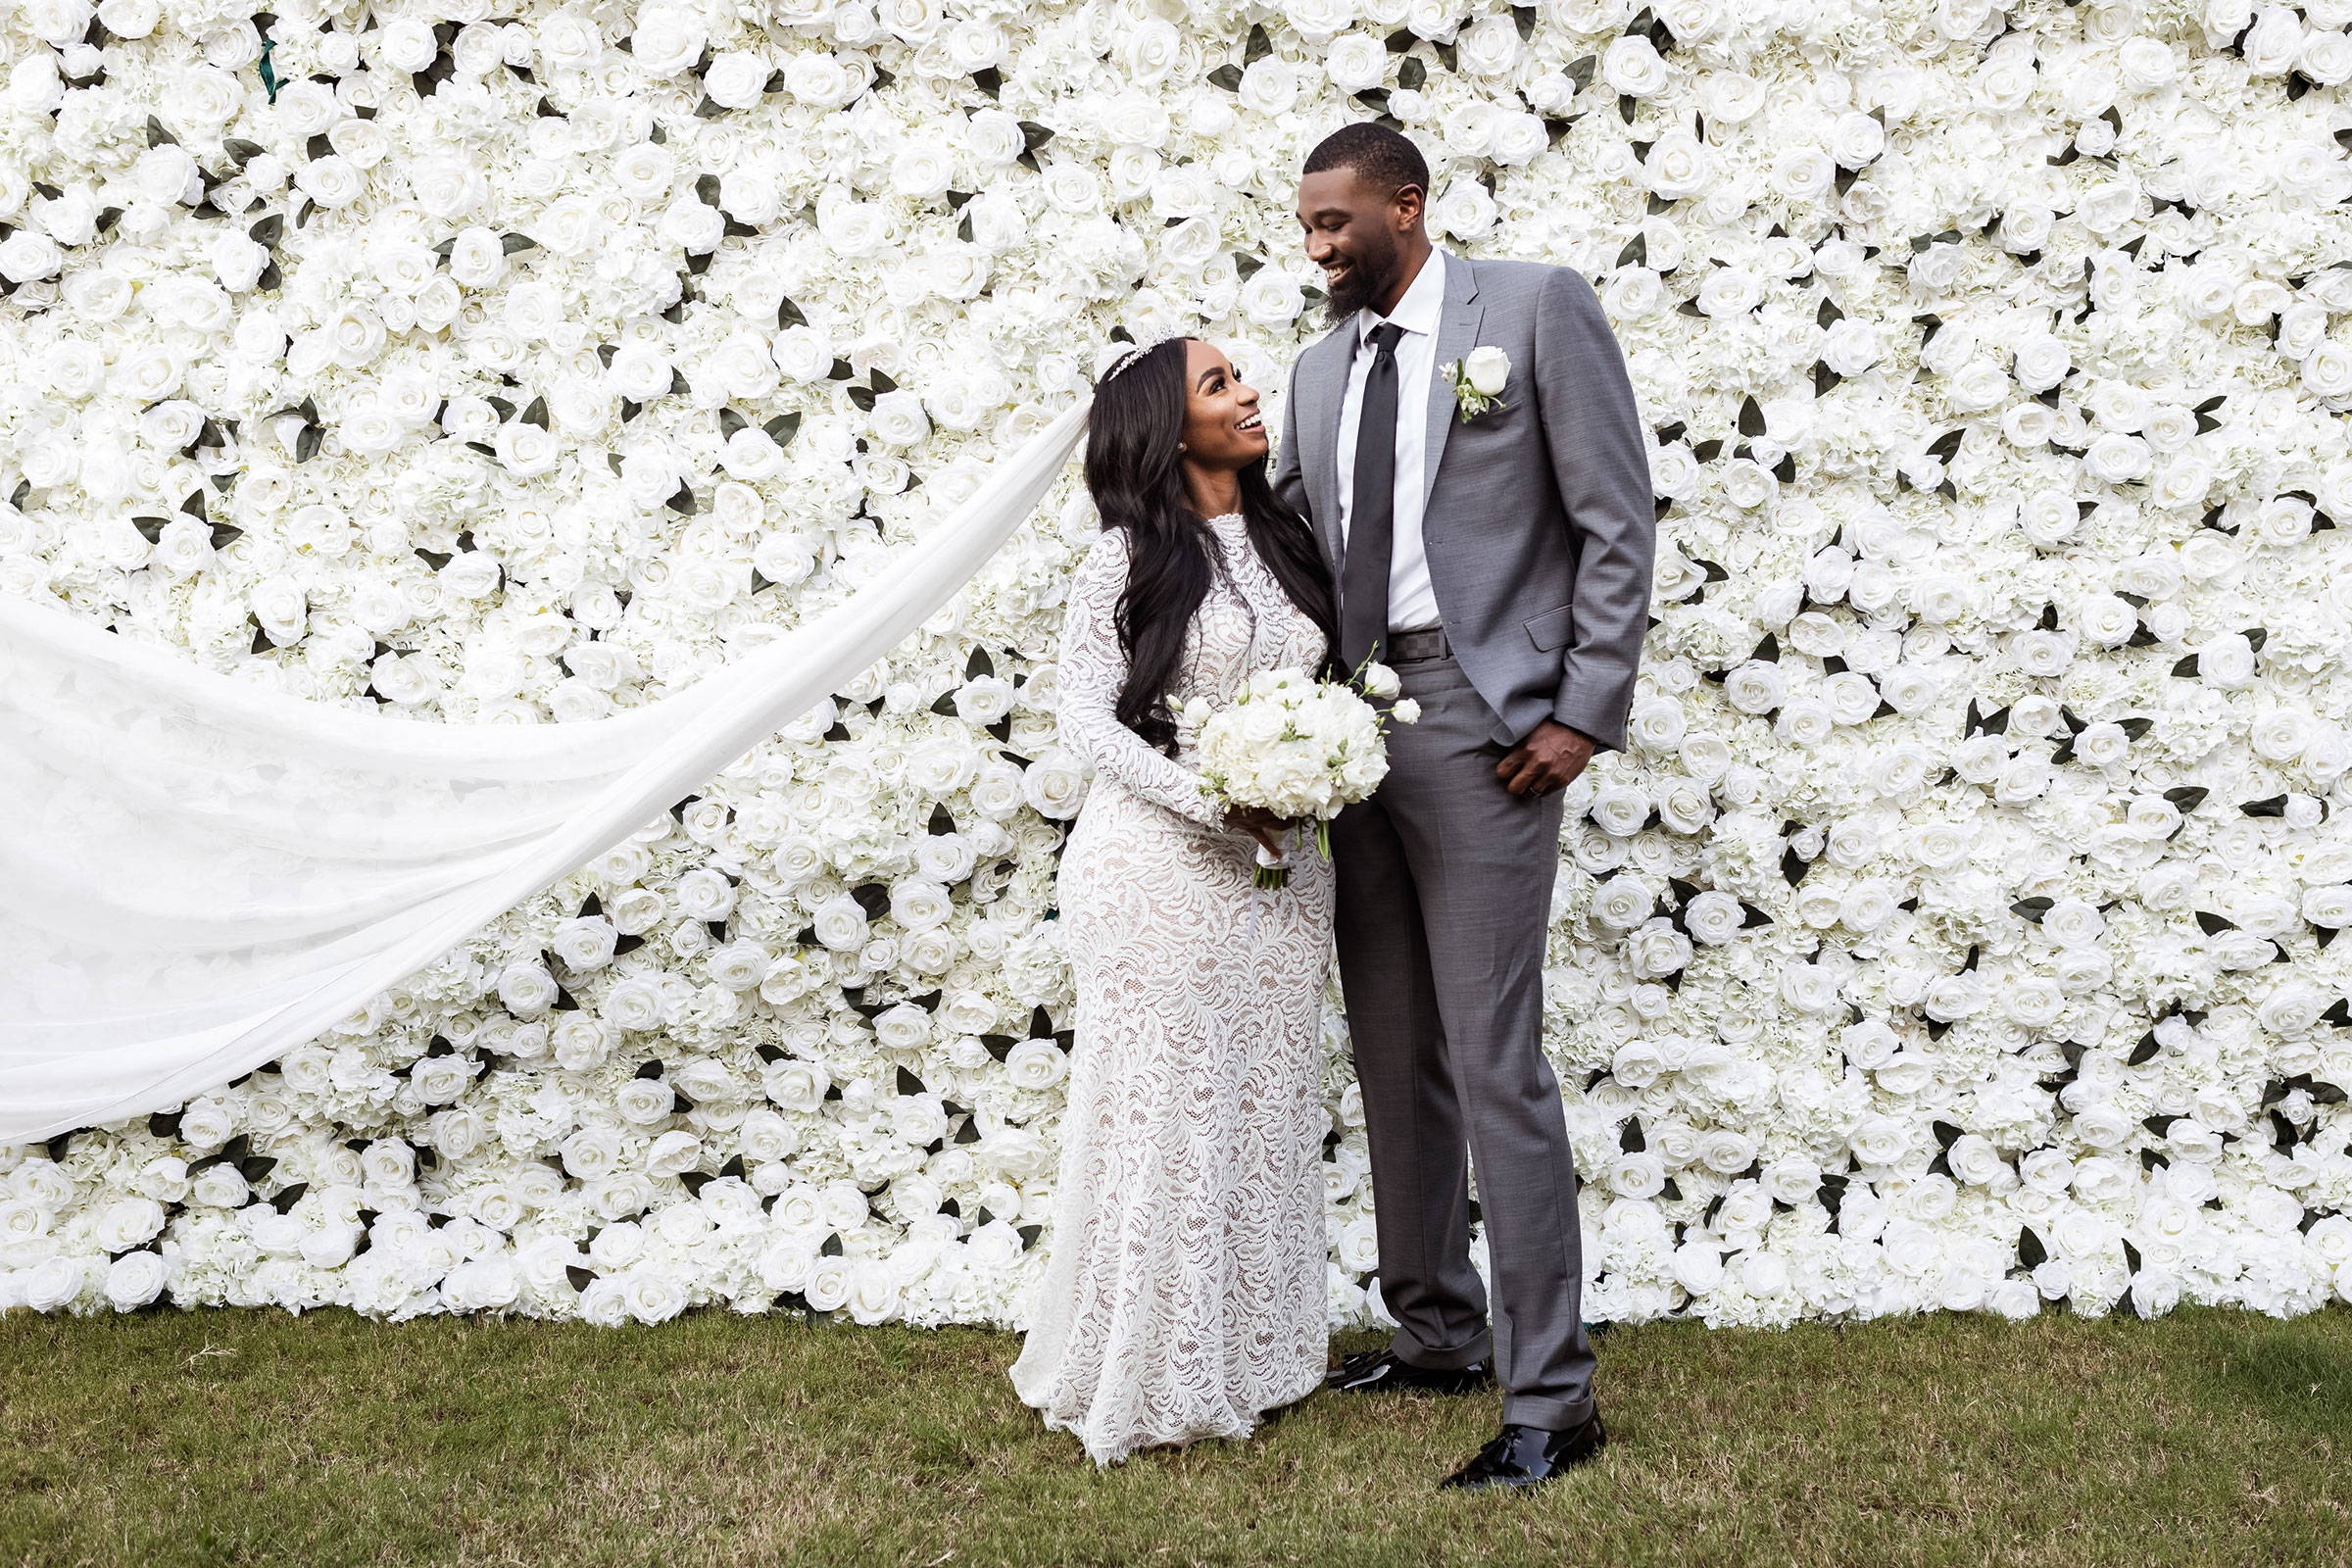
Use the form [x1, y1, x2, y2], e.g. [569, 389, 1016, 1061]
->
[1495, 719, 1594, 798]
[1223, 805, 1292, 858]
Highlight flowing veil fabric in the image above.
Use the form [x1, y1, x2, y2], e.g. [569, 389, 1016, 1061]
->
[0, 403, 1088, 1144]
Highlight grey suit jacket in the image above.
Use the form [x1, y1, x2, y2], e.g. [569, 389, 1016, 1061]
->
[1273, 254, 1654, 752]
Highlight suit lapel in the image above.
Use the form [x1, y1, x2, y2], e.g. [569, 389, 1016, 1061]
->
[1421, 256, 1484, 514]
[1296, 325, 1352, 571]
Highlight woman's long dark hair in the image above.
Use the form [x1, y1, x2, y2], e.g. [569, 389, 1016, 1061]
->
[1083, 338, 1339, 755]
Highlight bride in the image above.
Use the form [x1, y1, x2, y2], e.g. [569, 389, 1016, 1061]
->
[1007, 334, 1341, 1466]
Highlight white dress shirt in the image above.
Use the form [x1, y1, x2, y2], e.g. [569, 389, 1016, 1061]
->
[1335, 245, 1447, 634]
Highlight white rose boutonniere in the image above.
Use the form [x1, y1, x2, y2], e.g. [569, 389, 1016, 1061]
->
[1443, 345, 1511, 419]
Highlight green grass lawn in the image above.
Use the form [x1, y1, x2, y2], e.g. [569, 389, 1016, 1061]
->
[5, 1304, 2351, 1568]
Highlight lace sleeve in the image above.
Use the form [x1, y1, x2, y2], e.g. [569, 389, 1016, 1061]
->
[1055, 530, 1225, 830]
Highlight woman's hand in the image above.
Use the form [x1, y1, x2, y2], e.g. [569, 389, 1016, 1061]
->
[1223, 805, 1291, 859]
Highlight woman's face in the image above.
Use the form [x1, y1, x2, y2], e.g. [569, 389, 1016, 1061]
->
[1178, 340, 1267, 470]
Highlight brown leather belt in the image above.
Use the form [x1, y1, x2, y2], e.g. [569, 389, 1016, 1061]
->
[1386, 626, 1450, 663]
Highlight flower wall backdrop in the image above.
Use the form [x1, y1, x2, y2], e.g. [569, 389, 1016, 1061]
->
[6, 0, 2352, 1331]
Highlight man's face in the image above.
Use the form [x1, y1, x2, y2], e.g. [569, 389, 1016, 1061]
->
[1295, 166, 1413, 323]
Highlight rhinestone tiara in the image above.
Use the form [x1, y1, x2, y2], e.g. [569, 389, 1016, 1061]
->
[1098, 330, 1186, 386]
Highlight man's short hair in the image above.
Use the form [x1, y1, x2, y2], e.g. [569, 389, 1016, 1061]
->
[1301, 122, 1429, 198]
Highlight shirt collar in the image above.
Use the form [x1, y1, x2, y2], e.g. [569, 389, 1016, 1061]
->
[1356, 247, 1447, 346]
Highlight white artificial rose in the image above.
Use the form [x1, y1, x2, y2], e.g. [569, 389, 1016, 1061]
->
[704, 49, 769, 107]
[94, 1197, 167, 1252]
[1021, 750, 1088, 819]
[867, 389, 932, 448]
[1463, 346, 1509, 398]
[629, 4, 706, 75]
[1326, 33, 1388, 92]
[104, 1250, 169, 1310]
[1004, 1039, 1068, 1090]
[1602, 35, 1670, 97]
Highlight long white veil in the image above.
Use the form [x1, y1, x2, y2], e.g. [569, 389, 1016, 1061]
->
[0, 403, 1089, 1144]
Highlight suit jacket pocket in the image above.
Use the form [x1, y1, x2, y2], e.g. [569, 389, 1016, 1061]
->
[1524, 603, 1575, 652]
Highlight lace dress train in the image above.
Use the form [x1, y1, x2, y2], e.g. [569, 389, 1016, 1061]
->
[1009, 513, 1335, 1466]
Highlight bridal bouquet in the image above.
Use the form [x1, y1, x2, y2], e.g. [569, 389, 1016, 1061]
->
[1183, 664, 1419, 889]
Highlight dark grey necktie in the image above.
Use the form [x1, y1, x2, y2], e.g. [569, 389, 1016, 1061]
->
[1341, 319, 1406, 674]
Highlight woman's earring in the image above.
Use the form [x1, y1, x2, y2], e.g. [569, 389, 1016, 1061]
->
[1178, 442, 1188, 453]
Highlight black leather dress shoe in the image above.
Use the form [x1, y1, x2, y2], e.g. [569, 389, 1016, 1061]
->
[1325, 1348, 1494, 1395]
[1439, 1413, 1607, 1491]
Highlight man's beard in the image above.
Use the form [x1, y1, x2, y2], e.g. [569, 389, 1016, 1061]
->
[1324, 229, 1400, 323]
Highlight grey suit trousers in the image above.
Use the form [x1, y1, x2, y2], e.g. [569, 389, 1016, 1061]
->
[1331, 653, 1593, 1429]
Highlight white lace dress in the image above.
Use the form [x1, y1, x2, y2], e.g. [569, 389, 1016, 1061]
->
[1009, 511, 1336, 1467]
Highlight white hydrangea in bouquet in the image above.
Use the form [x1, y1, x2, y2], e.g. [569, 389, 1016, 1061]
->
[1182, 662, 1419, 889]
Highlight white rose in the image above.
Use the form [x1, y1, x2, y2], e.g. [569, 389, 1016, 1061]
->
[1021, 750, 1088, 819]
[704, 49, 769, 108]
[811, 894, 871, 952]
[1602, 35, 1670, 97]
[497, 961, 560, 1014]
[1462, 345, 1509, 398]
[867, 389, 932, 448]
[629, 4, 706, 75]
[602, 978, 667, 1032]
[95, 1197, 167, 1252]
[377, 17, 439, 72]
[104, 1250, 169, 1310]
[1004, 1039, 1068, 1090]
[1237, 58, 1299, 117]
[1325, 33, 1389, 92]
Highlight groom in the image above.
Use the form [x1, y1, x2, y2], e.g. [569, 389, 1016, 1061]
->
[1274, 124, 1654, 1491]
